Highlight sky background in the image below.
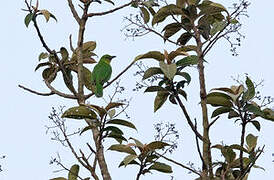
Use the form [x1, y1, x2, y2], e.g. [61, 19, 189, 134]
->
[0, 0, 273, 179]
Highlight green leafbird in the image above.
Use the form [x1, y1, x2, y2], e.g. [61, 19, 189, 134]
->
[91, 54, 116, 97]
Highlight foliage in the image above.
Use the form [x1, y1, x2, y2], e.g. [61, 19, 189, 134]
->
[20, 0, 274, 180]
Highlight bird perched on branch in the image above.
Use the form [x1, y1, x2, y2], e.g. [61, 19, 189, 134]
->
[91, 54, 115, 97]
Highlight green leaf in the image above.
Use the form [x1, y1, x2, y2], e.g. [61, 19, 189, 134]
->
[119, 159, 139, 167]
[159, 62, 177, 80]
[149, 162, 172, 173]
[245, 104, 264, 117]
[221, 146, 236, 163]
[143, 67, 163, 80]
[68, 164, 79, 180]
[251, 121, 261, 131]
[106, 119, 137, 130]
[176, 72, 191, 84]
[154, 91, 169, 112]
[211, 107, 231, 118]
[105, 102, 124, 111]
[104, 126, 124, 135]
[140, 7, 150, 24]
[176, 55, 198, 67]
[108, 109, 116, 118]
[228, 110, 240, 119]
[147, 141, 170, 150]
[206, 92, 233, 107]
[24, 13, 33, 27]
[152, 4, 183, 26]
[103, 0, 115, 5]
[176, 45, 197, 52]
[60, 47, 69, 61]
[246, 134, 258, 150]
[162, 23, 182, 39]
[80, 126, 94, 136]
[106, 132, 127, 143]
[198, 1, 227, 15]
[134, 51, 165, 62]
[210, 20, 227, 36]
[129, 137, 144, 148]
[62, 106, 97, 120]
[40, 10, 51, 22]
[177, 32, 192, 46]
[243, 77, 255, 101]
[230, 144, 249, 153]
[122, 154, 138, 166]
[35, 62, 51, 71]
[178, 89, 187, 100]
[50, 178, 67, 180]
[38, 52, 49, 61]
[230, 18, 239, 24]
[145, 86, 167, 93]
[42, 67, 57, 83]
[83, 41, 97, 52]
[262, 108, 274, 121]
[108, 144, 136, 155]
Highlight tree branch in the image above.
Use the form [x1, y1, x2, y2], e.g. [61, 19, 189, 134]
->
[67, 0, 81, 24]
[86, 1, 132, 17]
[18, 84, 54, 96]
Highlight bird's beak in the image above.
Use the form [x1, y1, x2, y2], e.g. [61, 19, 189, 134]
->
[110, 56, 116, 60]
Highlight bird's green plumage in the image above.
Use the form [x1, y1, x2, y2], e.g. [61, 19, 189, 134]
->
[91, 54, 115, 97]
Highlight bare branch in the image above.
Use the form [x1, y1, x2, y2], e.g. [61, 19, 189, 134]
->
[18, 84, 54, 96]
[67, 0, 81, 24]
[86, 1, 132, 17]
[44, 80, 78, 99]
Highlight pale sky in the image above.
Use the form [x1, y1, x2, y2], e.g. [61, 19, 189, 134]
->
[0, 0, 273, 179]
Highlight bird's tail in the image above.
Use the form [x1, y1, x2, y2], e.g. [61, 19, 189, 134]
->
[95, 83, 103, 97]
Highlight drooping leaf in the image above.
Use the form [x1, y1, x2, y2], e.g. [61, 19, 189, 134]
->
[143, 67, 163, 80]
[129, 137, 144, 148]
[122, 154, 138, 166]
[134, 51, 165, 62]
[149, 162, 172, 173]
[198, 1, 227, 15]
[176, 72, 191, 84]
[159, 62, 177, 80]
[211, 107, 231, 118]
[147, 141, 170, 150]
[83, 41, 97, 52]
[145, 86, 167, 93]
[178, 89, 187, 100]
[106, 119, 137, 130]
[83, 67, 93, 91]
[251, 121, 261, 131]
[154, 91, 169, 112]
[177, 32, 192, 46]
[262, 108, 274, 121]
[211, 87, 235, 94]
[60, 47, 69, 62]
[152, 4, 183, 26]
[62, 106, 97, 120]
[35, 62, 52, 71]
[140, 7, 150, 24]
[168, 49, 189, 61]
[207, 92, 233, 101]
[246, 134, 258, 150]
[103, 0, 115, 5]
[103, 126, 124, 135]
[105, 102, 124, 111]
[119, 159, 139, 167]
[68, 164, 79, 180]
[176, 55, 198, 67]
[108, 144, 136, 155]
[228, 110, 240, 119]
[24, 13, 34, 27]
[162, 23, 182, 39]
[40, 10, 51, 22]
[106, 132, 127, 143]
[50, 178, 67, 180]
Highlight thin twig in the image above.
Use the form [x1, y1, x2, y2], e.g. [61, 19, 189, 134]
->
[86, 1, 132, 17]
[18, 84, 54, 96]
[67, 0, 81, 24]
